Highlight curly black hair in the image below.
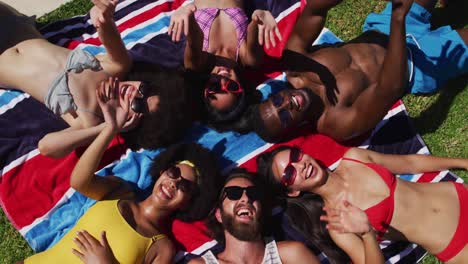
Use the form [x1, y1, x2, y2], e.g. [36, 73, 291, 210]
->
[149, 142, 222, 222]
[205, 168, 272, 245]
[256, 146, 349, 264]
[121, 62, 193, 150]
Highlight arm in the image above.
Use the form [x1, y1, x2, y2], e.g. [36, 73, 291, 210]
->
[143, 238, 175, 264]
[277, 241, 320, 264]
[38, 123, 105, 158]
[286, 0, 342, 54]
[91, 0, 132, 77]
[70, 79, 136, 201]
[344, 147, 468, 174]
[322, 0, 413, 141]
[241, 10, 282, 67]
[322, 200, 384, 264]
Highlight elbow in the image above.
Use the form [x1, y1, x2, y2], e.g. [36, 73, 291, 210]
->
[38, 138, 69, 159]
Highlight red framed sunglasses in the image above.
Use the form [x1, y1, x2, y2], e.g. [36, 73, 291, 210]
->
[204, 74, 243, 98]
[280, 148, 304, 187]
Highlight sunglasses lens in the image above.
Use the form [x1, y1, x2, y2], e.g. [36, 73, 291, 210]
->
[278, 110, 292, 127]
[131, 98, 148, 114]
[226, 80, 240, 92]
[178, 179, 195, 193]
[290, 148, 303, 162]
[246, 186, 262, 201]
[271, 94, 284, 107]
[138, 82, 150, 97]
[282, 165, 296, 186]
[225, 187, 243, 200]
[167, 166, 181, 179]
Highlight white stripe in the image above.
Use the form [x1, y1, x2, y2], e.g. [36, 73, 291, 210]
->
[1, 149, 40, 177]
[430, 171, 449, 183]
[256, 73, 287, 91]
[313, 28, 332, 45]
[275, 2, 301, 23]
[173, 240, 218, 262]
[386, 243, 418, 264]
[19, 188, 76, 235]
[225, 143, 274, 175]
[0, 93, 30, 115]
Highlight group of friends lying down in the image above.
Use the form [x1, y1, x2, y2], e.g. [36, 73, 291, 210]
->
[1, 0, 467, 263]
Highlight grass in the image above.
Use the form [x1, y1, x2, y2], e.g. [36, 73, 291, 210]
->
[0, 0, 466, 263]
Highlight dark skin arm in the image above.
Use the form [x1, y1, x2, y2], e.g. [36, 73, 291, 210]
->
[322, 0, 412, 141]
[286, 0, 343, 54]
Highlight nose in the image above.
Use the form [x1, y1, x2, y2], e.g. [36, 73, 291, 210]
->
[292, 162, 303, 177]
[239, 190, 249, 203]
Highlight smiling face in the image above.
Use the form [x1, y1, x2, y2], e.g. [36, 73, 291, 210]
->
[216, 177, 262, 241]
[151, 163, 197, 211]
[271, 148, 327, 195]
[258, 88, 312, 139]
[116, 81, 160, 130]
[206, 66, 242, 112]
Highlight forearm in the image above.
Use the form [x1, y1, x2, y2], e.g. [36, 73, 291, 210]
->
[391, 155, 468, 174]
[242, 19, 263, 67]
[98, 21, 131, 71]
[69, 125, 117, 192]
[38, 123, 106, 158]
[184, 14, 205, 70]
[360, 231, 384, 264]
[377, 13, 407, 98]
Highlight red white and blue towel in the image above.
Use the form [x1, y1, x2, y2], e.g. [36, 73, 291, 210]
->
[0, 0, 461, 263]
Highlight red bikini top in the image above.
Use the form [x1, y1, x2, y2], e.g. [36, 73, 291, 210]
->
[342, 157, 397, 240]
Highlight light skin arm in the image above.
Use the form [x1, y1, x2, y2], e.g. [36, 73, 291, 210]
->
[322, 0, 413, 141]
[322, 200, 384, 264]
[286, 0, 343, 54]
[91, 0, 132, 78]
[277, 241, 320, 264]
[70, 79, 137, 201]
[344, 147, 468, 174]
[38, 123, 106, 158]
[240, 16, 263, 67]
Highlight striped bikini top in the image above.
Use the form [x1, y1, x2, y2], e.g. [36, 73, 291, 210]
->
[194, 7, 248, 59]
[201, 237, 282, 264]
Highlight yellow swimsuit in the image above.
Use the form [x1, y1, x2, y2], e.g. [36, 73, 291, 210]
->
[25, 200, 166, 264]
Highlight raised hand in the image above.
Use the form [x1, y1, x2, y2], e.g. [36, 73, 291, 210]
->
[96, 77, 133, 131]
[252, 10, 283, 49]
[391, 0, 414, 19]
[168, 3, 197, 42]
[72, 230, 118, 264]
[90, 0, 118, 28]
[320, 200, 372, 236]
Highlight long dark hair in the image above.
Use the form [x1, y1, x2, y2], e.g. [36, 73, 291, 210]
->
[257, 146, 349, 264]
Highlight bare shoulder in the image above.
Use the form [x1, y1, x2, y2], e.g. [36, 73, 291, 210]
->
[144, 236, 176, 264]
[342, 147, 372, 162]
[277, 241, 320, 264]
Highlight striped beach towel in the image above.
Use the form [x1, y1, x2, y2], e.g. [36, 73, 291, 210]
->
[0, 0, 461, 262]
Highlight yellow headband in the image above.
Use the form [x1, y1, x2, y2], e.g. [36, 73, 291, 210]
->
[178, 160, 200, 181]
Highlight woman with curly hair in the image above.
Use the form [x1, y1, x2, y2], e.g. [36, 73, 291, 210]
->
[21, 82, 221, 264]
[257, 146, 468, 264]
[0, 0, 192, 158]
[168, 0, 280, 128]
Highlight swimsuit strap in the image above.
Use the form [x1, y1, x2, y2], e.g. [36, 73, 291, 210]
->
[151, 234, 167, 242]
[341, 157, 367, 165]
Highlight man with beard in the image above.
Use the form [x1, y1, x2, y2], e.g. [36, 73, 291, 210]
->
[189, 169, 320, 264]
[250, 0, 468, 142]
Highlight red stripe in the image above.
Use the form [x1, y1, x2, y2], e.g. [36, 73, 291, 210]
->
[416, 171, 440, 183]
[1, 137, 126, 228]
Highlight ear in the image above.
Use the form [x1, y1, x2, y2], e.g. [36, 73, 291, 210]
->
[287, 189, 301, 197]
[215, 208, 223, 224]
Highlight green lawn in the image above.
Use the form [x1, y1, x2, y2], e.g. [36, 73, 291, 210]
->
[1, 0, 466, 263]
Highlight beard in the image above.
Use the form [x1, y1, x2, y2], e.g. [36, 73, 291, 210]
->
[220, 208, 261, 242]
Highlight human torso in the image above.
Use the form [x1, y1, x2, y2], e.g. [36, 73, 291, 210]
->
[336, 158, 462, 254]
[286, 31, 388, 133]
[0, 37, 111, 128]
[24, 200, 164, 264]
[194, 0, 247, 61]
[201, 237, 282, 264]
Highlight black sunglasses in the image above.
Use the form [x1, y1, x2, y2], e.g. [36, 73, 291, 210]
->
[222, 186, 263, 202]
[131, 82, 151, 114]
[270, 93, 292, 127]
[166, 166, 197, 193]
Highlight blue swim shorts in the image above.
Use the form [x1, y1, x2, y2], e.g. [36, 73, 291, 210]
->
[363, 2, 468, 94]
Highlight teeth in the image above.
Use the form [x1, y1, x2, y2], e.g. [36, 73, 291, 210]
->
[162, 185, 172, 199]
[236, 208, 251, 217]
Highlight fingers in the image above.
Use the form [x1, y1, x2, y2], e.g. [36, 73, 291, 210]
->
[258, 25, 265, 46]
[274, 27, 283, 42]
[264, 29, 271, 49]
[100, 231, 110, 248]
[71, 248, 85, 260]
